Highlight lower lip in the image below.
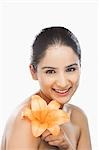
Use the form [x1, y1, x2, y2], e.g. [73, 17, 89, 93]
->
[53, 89, 70, 97]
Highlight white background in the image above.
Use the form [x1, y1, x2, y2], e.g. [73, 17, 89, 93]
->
[0, 1, 99, 149]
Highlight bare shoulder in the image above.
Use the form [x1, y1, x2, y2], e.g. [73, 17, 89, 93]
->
[4, 96, 40, 150]
[67, 104, 92, 150]
[68, 104, 88, 125]
[6, 96, 31, 136]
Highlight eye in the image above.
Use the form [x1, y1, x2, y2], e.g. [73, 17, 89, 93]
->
[66, 67, 76, 72]
[45, 70, 56, 74]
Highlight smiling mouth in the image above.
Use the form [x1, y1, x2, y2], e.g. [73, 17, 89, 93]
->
[52, 88, 71, 95]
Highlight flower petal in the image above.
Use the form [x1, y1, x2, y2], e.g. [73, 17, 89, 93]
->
[48, 100, 61, 110]
[31, 95, 47, 111]
[22, 108, 33, 121]
[33, 109, 48, 123]
[46, 110, 70, 127]
[48, 125, 60, 136]
[32, 120, 47, 137]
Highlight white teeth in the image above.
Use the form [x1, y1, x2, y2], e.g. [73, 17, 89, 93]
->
[54, 89, 68, 94]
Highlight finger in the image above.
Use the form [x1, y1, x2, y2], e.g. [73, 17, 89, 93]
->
[44, 130, 64, 142]
[48, 140, 60, 146]
[41, 130, 51, 140]
[49, 139, 69, 149]
[44, 134, 54, 142]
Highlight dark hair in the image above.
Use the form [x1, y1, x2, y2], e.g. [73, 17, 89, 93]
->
[31, 26, 81, 69]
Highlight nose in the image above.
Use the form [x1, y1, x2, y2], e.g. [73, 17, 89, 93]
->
[55, 73, 70, 89]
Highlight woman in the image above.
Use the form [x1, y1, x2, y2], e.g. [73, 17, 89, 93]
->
[1, 26, 92, 150]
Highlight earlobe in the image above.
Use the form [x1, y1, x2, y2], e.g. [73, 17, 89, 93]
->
[29, 65, 38, 80]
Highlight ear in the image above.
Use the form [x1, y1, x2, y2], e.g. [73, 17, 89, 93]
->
[29, 65, 38, 80]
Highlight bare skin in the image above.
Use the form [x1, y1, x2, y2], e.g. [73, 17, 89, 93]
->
[1, 45, 92, 149]
[1, 94, 91, 150]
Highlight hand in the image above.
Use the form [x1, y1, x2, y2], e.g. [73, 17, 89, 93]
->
[41, 127, 75, 150]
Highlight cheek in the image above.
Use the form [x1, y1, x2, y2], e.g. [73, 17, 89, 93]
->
[71, 73, 80, 86]
[38, 76, 52, 87]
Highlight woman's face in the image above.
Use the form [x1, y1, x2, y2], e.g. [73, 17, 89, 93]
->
[33, 45, 80, 105]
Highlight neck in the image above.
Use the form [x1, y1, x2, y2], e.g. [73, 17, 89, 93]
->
[36, 90, 63, 108]
[38, 90, 52, 104]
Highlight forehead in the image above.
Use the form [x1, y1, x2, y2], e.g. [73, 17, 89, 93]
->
[38, 45, 79, 67]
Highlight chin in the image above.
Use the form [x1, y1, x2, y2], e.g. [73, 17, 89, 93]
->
[53, 97, 71, 105]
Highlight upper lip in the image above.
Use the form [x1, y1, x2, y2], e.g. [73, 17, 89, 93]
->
[53, 87, 71, 92]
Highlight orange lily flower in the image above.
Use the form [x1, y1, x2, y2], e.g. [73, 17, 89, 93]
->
[22, 95, 70, 137]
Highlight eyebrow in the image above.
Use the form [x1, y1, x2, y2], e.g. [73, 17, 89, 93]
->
[41, 63, 78, 70]
[66, 63, 78, 68]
